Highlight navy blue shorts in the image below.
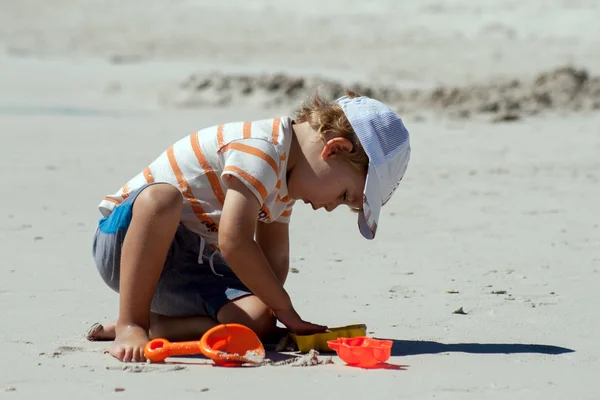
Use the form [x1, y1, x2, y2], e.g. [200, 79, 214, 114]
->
[92, 183, 252, 319]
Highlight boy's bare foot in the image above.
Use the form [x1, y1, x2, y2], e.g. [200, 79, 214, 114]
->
[86, 322, 116, 341]
[111, 324, 149, 362]
[86, 314, 217, 343]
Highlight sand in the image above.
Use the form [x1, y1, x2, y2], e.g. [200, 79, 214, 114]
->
[1, 1, 599, 399]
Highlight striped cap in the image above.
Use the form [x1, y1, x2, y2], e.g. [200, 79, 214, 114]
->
[337, 95, 411, 239]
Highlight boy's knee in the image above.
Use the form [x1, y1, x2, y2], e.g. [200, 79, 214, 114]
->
[217, 296, 276, 339]
[250, 310, 276, 339]
[135, 184, 183, 216]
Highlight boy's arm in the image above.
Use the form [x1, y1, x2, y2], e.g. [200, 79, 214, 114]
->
[219, 176, 325, 334]
[256, 221, 290, 285]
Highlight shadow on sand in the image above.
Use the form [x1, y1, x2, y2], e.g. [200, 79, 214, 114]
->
[162, 339, 573, 369]
[378, 339, 574, 357]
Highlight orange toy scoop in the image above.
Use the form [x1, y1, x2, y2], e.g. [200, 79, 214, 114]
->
[144, 323, 265, 367]
[200, 323, 265, 366]
[327, 337, 392, 367]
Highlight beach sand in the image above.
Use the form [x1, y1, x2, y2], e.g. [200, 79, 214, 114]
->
[1, 1, 599, 398]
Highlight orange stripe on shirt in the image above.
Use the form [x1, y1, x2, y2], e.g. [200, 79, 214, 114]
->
[220, 142, 278, 176]
[191, 132, 225, 205]
[167, 146, 218, 231]
[224, 165, 268, 203]
[143, 167, 155, 183]
[277, 194, 291, 203]
[282, 209, 293, 217]
[121, 184, 130, 200]
[243, 122, 252, 139]
[167, 146, 193, 198]
[271, 117, 281, 144]
[103, 196, 121, 205]
[216, 124, 225, 148]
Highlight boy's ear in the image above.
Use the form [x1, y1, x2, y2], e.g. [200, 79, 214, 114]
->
[321, 137, 353, 159]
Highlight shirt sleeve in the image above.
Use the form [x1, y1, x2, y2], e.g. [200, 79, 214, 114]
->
[220, 138, 281, 207]
[275, 201, 295, 224]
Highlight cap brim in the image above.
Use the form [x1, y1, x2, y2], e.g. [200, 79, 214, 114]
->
[358, 164, 382, 240]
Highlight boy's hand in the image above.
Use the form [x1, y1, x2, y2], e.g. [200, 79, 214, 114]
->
[274, 308, 328, 335]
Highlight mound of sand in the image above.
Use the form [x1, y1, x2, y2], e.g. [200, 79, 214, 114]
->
[165, 67, 600, 122]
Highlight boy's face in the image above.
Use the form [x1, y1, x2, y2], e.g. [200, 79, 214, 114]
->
[288, 136, 366, 213]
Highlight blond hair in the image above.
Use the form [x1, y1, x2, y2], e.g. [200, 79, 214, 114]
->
[294, 89, 369, 172]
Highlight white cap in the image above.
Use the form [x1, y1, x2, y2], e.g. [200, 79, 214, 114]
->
[337, 95, 411, 239]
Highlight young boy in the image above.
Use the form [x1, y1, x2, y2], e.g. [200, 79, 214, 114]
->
[89, 90, 411, 362]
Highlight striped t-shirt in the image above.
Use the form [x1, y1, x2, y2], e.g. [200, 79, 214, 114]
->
[99, 117, 296, 247]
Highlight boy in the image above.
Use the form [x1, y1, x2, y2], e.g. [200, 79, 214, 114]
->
[89, 90, 411, 362]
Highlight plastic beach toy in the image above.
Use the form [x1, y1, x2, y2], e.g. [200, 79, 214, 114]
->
[200, 323, 265, 366]
[291, 324, 367, 353]
[327, 337, 393, 367]
[144, 323, 265, 366]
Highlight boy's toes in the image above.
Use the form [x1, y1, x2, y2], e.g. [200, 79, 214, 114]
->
[109, 344, 127, 362]
[109, 325, 149, 362]
[132, 347, 146, 363]
[122, 347, 134, 363]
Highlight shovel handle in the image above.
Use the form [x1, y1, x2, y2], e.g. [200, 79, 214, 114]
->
[144, 338, 203, 363]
